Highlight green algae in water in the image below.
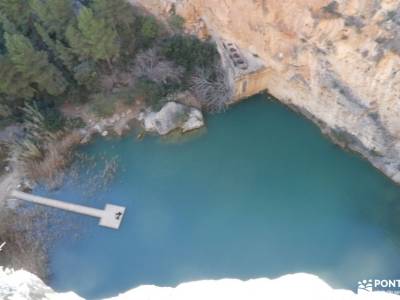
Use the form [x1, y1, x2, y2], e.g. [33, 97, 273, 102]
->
[44, 95, 400, 299]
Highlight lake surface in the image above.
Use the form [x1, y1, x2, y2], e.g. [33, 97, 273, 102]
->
[43, 95, 400, 299]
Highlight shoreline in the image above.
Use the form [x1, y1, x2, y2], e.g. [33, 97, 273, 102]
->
[2, 90, 400, 203]
[0, 91, 399, 283]
[0, 93, 206, 204]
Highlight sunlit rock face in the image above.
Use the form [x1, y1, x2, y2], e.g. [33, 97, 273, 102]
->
[131, 0, 400, 184]
[1, 269, 399, 300]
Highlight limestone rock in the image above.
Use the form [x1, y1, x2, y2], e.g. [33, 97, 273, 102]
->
[181, 108, 204, 133]
[138, 102, 205, 135]
[132, 0, 400, 184]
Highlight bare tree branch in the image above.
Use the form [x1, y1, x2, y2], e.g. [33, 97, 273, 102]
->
[190, 65, 233, 113]
[133, 48, 184, 85]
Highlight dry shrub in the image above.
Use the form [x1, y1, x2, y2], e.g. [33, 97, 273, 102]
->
[133, 48, 184, 85]
[0, 103, 11, 118]
[190, 65, 233, 113]
[21, 103, 57, 143]
[0, 203, 52, 280]
[0, 198, 82, 281]
[23, 131, 82, 189]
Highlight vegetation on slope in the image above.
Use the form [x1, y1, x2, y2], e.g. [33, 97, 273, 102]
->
[0, 0, 231, 180]
[0, 0, 226, 120]
[0, 0, 232, 280]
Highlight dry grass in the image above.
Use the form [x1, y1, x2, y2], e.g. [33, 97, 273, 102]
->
[190, 66, 233, 113]
[133, 48, 184, 85]
[0, 199, 82, 281]
[0, 203, 52, 280]
[22, 131, 82, 189]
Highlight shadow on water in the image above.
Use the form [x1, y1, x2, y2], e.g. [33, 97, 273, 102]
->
[41, 95, 400, 299]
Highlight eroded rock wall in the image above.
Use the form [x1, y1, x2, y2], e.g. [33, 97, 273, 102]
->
[132, 0, 400, 183]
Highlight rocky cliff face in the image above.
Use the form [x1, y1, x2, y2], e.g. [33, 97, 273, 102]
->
[131, 0, 400, 183]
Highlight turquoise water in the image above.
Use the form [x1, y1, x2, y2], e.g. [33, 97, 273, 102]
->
[44, 95, 400, 299]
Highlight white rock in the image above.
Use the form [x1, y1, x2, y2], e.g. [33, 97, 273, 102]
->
[93, 124, 102, 133]
[140, 102, 204, 135]
[0, 268, 83, 300]
[1, 268, 397, 300]
[106, 274, 400, 300]
[102, 131, 109, 137]
[182, 108, 204, 132]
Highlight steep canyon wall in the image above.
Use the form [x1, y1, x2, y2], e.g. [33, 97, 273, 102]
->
[132, 0, 400, 183]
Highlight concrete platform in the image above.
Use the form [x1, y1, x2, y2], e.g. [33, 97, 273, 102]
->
[10, 190, 126, 230]
[99, 204, 126, 229]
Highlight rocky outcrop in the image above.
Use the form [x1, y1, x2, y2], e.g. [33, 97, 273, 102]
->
[131, 0, 400, 184]
[138, 101, 204, 135]
[1, 268, 399, 299]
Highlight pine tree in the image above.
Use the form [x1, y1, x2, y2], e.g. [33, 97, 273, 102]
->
[90, 0, 136, 56]
[35, 23, 76, 70]
[0, 14, 18, 36]
[0, 0, 31, 32]
[0, 55, 35, 99]
[73, 60, 98, 89]
[0, 24, 5, 54]
[5, 33, 67, 96]
[90, 0, 135, 29]
[66, 7, 120, 68]
[30, 0, 73, 37]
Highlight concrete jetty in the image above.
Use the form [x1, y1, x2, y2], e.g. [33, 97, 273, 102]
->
[9, 190, 126, 229]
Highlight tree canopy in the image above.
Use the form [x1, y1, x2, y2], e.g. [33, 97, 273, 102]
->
[0, 0, 31, 32]
[5, 33, 67, 96]
[66, 7, 119, 66]
[30, 0, 74, 37]
[0, 0, 223, 120]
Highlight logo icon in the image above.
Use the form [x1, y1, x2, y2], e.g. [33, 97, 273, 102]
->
[358, 279, 373, 293]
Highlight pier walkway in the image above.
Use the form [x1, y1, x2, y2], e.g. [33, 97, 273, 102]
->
[9, 190, 126, 229]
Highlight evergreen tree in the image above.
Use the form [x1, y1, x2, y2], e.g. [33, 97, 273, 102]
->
[0, 55, 35, 99]
[73, 60, 98, 89]
[90, 0, 136, 57]
[35, 23, 76, 70]
[66, 7, 120, 68]
[30, 0, 73, 37]
[5, 33, 67, 96]
[136, 16, 160, 49]
[90, 0, 135, 29]
[0, 0, 31, 32]
[0, 24, 5, 54]
[0, 14, 18, 36]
